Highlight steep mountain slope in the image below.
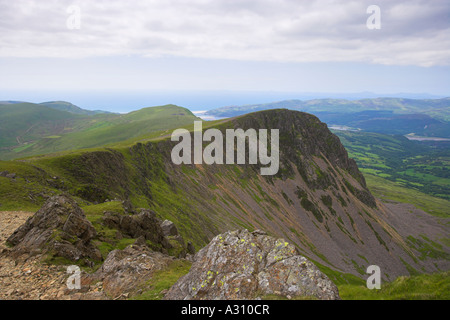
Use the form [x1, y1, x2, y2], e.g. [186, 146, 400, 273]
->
[0, 109, 448, 282]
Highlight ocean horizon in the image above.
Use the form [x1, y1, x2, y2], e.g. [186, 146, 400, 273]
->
[2, 90, 445, 115]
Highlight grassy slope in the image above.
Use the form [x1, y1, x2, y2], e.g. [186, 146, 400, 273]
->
[26, 105, 198, 152]
[364, 174, 449, 218]
[339, 271, 450, 300]
[130, 260, 192, 300]
[0, 104, 199, 160]
[0, 103, 83, 149]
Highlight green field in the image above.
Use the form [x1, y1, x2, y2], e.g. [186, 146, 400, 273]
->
[334, 130, 450, 201]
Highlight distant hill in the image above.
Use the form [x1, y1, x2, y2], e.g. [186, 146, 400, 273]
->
[39, 101, 112, 115]
[0, 100, 111, 115]
[206, 97, 450, 119]
[0, 101, 27, 105]
[317, 111, 450, 137]
[0, 103, 199, 160]
[0, 102, 83, 149]
[205, 98, 450, 137]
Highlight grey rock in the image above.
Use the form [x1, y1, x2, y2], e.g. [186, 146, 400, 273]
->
[102, 209, 166, 247]
[102, 210, 192, 258]
[91, 244, 174, 299]
[121, 199, 135, 214]
[6, 195, 101, 262]
[161, 220, 179, 237]
[165, 229, 340, 300]
[187, 241, 196, 255]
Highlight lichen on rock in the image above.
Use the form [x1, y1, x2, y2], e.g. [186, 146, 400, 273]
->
[165, 229, 340, 300]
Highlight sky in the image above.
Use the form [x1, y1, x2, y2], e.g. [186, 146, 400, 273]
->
[0, 0, 449, 112]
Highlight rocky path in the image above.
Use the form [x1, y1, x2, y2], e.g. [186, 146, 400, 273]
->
[0, 211, 106, 300]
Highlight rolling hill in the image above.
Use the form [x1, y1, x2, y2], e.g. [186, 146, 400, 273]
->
[0, 102, 84, 149]
[39, 101, 112, 115]
[0, 103, 200, 160]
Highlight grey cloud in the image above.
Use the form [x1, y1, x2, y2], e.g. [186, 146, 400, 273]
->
[0, 0, 448, 66]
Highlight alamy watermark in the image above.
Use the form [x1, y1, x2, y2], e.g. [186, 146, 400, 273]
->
[66, 5, 81, 30]
[66, 265, 81, 290]
[366, 265, 381, 290]
[64, 4, 379, 31]
[171, 121, 279, 176]
[367, 5, 381, 30]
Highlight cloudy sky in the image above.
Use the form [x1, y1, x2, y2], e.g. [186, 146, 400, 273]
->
[1, 0, 449, 111]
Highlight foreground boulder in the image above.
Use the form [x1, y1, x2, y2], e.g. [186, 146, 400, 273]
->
[165, 229, 340, 300]
[89, 244, 175, 299]
[6, 195, 101, 262]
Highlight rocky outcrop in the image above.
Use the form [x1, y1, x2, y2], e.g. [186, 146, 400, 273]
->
[165, 230, 340, 300]
[0, 171, 16, 179]
[103, 209, 167, 246]
[6, 195, 101, 263]
[89, 244, 174, 299]
[161, 220, 179, 237]
[102, 210, 193, 258]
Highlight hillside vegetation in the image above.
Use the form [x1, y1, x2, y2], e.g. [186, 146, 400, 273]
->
[0, 103, 199, 160]
[339, 271, 450, 300]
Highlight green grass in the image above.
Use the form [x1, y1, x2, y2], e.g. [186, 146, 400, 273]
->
[339, 271, 450, 300]
[131, 259, 192, 300]
[313, 261, 365, 287]
[0, 104, 200, 160]
[364, 174, 450, 218]
[0, 159, 64, 211]
[0, 103, 82, 150]
[82, 201, 125, 221]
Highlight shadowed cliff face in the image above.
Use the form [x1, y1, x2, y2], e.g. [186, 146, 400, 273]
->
[13, 109, 450, 281]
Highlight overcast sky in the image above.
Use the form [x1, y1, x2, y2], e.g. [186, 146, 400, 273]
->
[1, 0, 449, 110]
